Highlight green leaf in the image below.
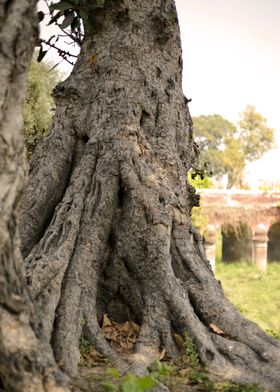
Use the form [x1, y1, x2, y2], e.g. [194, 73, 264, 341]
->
[50, 1, 72, 11]
[137, 376, 155, 390]
[107, 368, 120, 379]
[122, 380, 137, 392]
[60, 11, 75, 29]
[101, 381, 119, 391]
[122, 375, 139, 392]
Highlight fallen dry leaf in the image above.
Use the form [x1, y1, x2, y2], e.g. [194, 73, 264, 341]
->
[179, 368, 189, 377]
[101, 315, 140, 353]
[209, 323, 225, 335]
[88, 348, 106, 363]
[102, 314, 112, 327]
[159, 348, 166, 360]
[119, 321, 131, 334]
[130, 321, 141, 334]
[173, 333, 185, 350]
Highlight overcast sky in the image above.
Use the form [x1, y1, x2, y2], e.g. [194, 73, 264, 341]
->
[40, 1, 280, 187]
[176, 0, 280, 187]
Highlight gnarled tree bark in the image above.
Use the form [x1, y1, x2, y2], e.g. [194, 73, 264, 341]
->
[20, 0, 280, 390]
[0, 1, 68, 391]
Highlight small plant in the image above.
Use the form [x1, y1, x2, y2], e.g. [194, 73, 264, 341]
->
[220, 383, 264, 392]
[120, 374, 155, 392]
[79, 336, 92, 357]
[188, 369, 215, 391]
[101, 368, 155, 392]
[154, 359, 176, 377]
[148, 359, 177, 388]
[184, 332, 200, 366]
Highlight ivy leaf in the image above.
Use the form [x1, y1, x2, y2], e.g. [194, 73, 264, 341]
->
[50, 1, 72, 12]
[60, 11, 75, 29]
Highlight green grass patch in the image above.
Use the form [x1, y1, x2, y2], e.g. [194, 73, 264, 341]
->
[79, 336, 93, 357]
[215, 260, 280, 337]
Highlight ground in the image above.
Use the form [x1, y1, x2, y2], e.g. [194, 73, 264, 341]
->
[68, 313, 275, 392]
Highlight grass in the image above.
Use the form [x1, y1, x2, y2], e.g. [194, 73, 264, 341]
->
[215, 260, 280, 337]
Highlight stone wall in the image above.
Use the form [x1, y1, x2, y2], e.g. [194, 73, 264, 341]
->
[198, 190, 280, 271]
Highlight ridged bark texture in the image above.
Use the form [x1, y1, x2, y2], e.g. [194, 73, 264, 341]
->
[0, 1, 69, 391]
[20, 0, 280, 390]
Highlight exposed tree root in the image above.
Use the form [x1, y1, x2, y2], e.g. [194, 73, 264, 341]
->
[21, 140, 280, 390]
[21, 144, 280, 390]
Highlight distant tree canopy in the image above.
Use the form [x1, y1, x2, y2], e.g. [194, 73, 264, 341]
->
[193, 106, 275, 188]
[238, 105, 275, 162]
[23, 55, 61, 155]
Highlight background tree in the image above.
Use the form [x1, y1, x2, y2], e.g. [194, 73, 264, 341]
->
[192, 114, 237, 183]
[222, 137, 245, 188]
[238, 104, 275, 161]
[19, 0, 280, 390]
[0, 1, 68, 391]
[193, 108, 275, 188]
[23, 55, 60, 156]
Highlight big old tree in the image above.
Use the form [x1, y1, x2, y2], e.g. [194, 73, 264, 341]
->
[0, 1, 68, 391]
[20, 0, 280, 389]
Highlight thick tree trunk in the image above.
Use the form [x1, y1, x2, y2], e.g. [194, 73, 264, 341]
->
[0, 1, 68, 391]
[20, 0, 280, 390]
